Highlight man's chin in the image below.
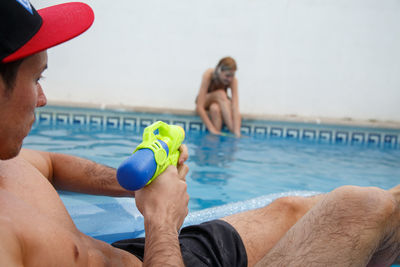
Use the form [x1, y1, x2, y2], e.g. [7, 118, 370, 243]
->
[31, 116, 36, 128]
[25, 119, 35, 137]
[0, 147, 22, 160]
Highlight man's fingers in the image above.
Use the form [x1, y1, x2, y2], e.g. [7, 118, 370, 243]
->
[178, 144, 189, 165]
[177, 163, 189, 181]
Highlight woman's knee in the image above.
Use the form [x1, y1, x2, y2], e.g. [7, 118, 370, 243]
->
[209, 102, 221, 117]
[212, 90, 229, 103]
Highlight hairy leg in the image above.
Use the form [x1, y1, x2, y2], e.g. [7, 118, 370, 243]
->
[221, 194, 324, 266]
[388, 184, 400, 200]
[208, 102, 223, 131]
[256, 186, 400, 267]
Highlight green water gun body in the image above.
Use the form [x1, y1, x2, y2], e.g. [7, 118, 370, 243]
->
[116, 121, 185, 190]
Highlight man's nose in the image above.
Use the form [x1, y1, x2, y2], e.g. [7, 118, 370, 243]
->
[36, 85, 47, 107]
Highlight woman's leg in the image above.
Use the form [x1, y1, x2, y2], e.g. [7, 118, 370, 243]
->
[208, 102, 223, 132]
[205, 90, 235, 133]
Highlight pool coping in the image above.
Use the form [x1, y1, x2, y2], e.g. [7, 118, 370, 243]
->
[35, 102, 400, 148]
[47, 100, 400, 130]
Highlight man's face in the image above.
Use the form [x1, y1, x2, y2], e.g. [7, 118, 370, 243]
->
[0, 51, 48, 160]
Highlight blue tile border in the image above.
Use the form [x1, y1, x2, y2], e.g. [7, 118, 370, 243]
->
[303, 129, 316, 140]
[254, 126, 268, 136]
[319, 130, 333, 143]
[34, 106, 400, 148]
[351, 132, 365, 145]
[270, 127, 283, 137]
[287, 128, 300, 139]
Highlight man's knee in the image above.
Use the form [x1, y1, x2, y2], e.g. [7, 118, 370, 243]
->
[269, 196, 308, 222]
[328, 185, 397, 224]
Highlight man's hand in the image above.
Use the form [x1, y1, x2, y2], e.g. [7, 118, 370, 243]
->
[135, 144, 189, 230]
[134, 144, 189, 266]
[135, 164, 189, 230]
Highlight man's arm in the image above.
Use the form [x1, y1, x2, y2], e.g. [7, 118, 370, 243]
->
[20, 148, 134, 197]
[21, 145, 190, 265]
[135, 154, 190, 266]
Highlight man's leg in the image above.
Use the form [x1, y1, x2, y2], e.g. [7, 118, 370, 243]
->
[255, 186, 400, 267]
[221, 194, 324, 266]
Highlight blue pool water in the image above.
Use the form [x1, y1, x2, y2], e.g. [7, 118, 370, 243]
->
[23, 122, 400, 244]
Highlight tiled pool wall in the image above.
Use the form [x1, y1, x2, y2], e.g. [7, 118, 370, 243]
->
[35, 106, 400, 149]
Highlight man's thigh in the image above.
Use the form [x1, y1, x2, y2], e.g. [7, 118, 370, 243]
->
[221, 195, 322, 266]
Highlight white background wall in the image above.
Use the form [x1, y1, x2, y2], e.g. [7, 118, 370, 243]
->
[32, 0, 400, 122]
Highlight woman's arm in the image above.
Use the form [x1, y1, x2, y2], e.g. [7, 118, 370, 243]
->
[195, 69, 221, 135]
[230, 77, 241, 137]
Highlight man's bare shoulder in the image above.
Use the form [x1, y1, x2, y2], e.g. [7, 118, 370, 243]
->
[0, 194, 24, 266]
[19, 149, 52, 179]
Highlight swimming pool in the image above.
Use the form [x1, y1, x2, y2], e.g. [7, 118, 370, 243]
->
[24, 106, 400, 246]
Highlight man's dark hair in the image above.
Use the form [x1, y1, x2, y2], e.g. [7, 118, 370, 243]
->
[0, 58, 25, 92]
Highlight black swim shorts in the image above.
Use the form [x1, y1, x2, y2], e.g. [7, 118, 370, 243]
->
[112, 219, 248, 267]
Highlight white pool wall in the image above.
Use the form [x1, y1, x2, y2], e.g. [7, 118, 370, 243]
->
[32, 0, 400, 123]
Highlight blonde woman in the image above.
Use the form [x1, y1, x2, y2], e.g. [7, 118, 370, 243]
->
[196, 57, 241, 137]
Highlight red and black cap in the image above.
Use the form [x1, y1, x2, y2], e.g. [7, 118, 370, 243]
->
[0, 0, 94, 63]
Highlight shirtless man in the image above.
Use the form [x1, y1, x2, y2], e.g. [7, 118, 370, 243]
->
[1, 1, 400, 266]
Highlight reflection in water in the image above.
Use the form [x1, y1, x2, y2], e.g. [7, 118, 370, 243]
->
[189, 133, 239, 186]
[191, 134, 239, 167]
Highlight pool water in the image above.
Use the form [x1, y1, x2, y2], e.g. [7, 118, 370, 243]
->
[23, 123, 400, 242]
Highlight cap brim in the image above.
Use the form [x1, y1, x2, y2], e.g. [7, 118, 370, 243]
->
[2, 2, 94, 63]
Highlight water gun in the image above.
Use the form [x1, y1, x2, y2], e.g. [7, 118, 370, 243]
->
[116, 121, 185, 191]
